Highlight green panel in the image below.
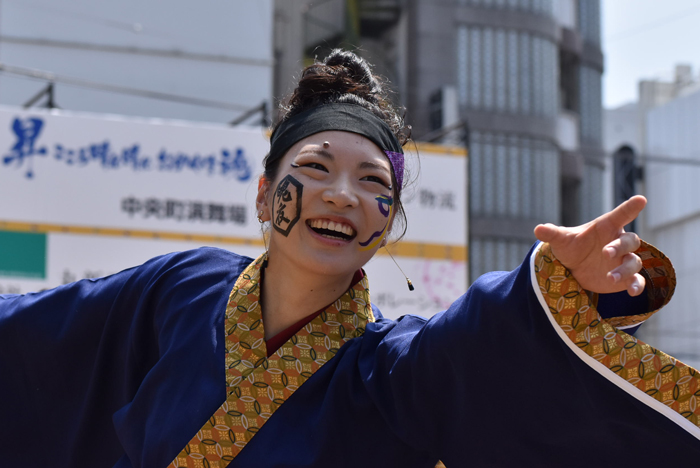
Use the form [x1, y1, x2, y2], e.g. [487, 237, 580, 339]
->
[0, 230, 47, 279]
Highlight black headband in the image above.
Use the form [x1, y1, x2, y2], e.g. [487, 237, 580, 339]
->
[268, 103, 404, 168]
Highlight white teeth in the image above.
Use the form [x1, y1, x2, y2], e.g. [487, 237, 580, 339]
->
[308, 219, 355, 236]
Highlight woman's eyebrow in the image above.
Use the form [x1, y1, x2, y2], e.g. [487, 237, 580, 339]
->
[359, 161, 391, 173]
[297, 149, 334, 160]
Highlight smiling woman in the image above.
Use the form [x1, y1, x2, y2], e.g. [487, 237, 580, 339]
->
[1, 50, 700, 468]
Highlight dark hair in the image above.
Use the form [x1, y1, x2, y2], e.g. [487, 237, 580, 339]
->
[264, 49, 412, 240]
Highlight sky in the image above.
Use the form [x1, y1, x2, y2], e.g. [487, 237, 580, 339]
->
[602, 0, 700, 109]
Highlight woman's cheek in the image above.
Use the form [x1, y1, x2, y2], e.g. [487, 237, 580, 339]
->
[358, 194, 393, 251]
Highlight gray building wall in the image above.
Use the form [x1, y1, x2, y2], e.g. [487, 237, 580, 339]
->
[0, 0, 274, 125]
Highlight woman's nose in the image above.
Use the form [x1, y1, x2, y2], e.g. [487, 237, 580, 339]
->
[321, 177, 359, 208]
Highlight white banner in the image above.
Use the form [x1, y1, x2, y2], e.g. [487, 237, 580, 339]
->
[0, 106, 467, 319]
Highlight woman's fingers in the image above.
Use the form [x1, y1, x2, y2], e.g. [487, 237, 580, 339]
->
[604, 232, 641, 258]
[601, 195, 647, 230]
[533, 223, 561, 244]
[607, 252, 644, 293]
[626, 273, 646, 296]
[603, 195, 647, 227]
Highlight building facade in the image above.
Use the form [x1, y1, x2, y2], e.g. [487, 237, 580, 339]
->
[604, 65, 700, 369]
[421, 0, 604, 279]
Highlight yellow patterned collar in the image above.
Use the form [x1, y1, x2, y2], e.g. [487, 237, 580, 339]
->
[170, 252, 375, 467]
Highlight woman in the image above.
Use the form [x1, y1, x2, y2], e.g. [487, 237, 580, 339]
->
[1, 50, 698, 467]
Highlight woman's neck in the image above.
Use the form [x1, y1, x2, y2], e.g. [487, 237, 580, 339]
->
[260, 253, 355, 341]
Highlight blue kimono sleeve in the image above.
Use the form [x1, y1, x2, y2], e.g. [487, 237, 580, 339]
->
[0, 248, 247, 468]
[357, 243, 700, 466]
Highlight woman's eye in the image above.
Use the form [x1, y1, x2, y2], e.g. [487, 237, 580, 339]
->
[301, 162, 328, 172]
[362, 175, 391, 188]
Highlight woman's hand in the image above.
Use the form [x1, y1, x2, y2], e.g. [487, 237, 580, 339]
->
[533, 195, 647, 296]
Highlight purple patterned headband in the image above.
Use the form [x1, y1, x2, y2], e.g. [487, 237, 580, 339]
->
[384, 151, 404, 189]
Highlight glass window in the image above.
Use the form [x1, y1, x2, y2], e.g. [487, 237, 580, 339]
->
[470, 132, 482, 216]
[470, 238, 482, 284]
[496, 137, 508, 216]
[507, 135, 520, 217]
[519, 32, 531, 115]
[496, 240, 508, 271]
[457, 26, 469, 106]
[495, 29, 507, 112]
[484, 240, 495, 274]
[543, 41, 557, 117]
[532, 37, 543, 116]
[507, 240, 520, 271]
[579, 65, 602, 144]
[507, 31, 519, 114]
[533, 143, 544, 219]
[521, 139, 532, 218]
[483, 28, 494, 110]
[543, 147, 560, 223]
[579, 0, 601, 45]
[470, 28, 482, 109]
[482, 134, 494, 215]
[541, 0, 553, 17]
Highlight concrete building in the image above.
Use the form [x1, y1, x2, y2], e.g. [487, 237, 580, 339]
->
[274, 0, 604, 281]
[0, 1, 274, 125]
[604, 64, 700, 369]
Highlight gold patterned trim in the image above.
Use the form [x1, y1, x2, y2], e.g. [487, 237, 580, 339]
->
[170, 253, 374, 467]
[531, 242, 700, 439]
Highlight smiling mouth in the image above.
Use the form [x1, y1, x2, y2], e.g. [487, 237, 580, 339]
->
[307, 219, 357, 241]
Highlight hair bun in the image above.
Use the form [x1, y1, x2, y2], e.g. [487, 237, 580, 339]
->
[322, 49, 382, 95]
[278, 49, 409, 147]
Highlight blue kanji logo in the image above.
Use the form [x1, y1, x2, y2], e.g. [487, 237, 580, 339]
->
[3, 117, 48, 178]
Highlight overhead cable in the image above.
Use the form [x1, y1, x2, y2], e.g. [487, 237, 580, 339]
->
[0, 62, 252, 112]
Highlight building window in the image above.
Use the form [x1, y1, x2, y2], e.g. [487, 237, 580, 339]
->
[483, 28, 494, 110]
[579, 65, 602, 144]
[495, 29, 507, 112]
[519, 32, 531, 115]
[507, 31, 519, 114]
[457, 27, 469, 106]
[579, 0, 601, 45]
[457, 26, 557, 118]
[470, 28, 482, 109]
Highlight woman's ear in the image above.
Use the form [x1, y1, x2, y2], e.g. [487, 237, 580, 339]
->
[256, 176, 271, 222]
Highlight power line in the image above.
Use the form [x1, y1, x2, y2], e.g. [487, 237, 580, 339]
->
[6, 0, 175, 40]
[605, 5, 700, 43]
[0, 62, 254, 112]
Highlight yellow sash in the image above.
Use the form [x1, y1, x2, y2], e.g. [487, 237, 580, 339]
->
[170, 253, 374, 467]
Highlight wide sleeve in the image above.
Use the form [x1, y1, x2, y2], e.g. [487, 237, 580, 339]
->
[0, 248, 246, 468]
[358, 242, 700, 467]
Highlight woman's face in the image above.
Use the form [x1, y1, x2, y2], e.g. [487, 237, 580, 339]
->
[257, 130, 396, 279]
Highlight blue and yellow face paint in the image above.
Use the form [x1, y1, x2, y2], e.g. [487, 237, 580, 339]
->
[358, 194, 393, 251]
